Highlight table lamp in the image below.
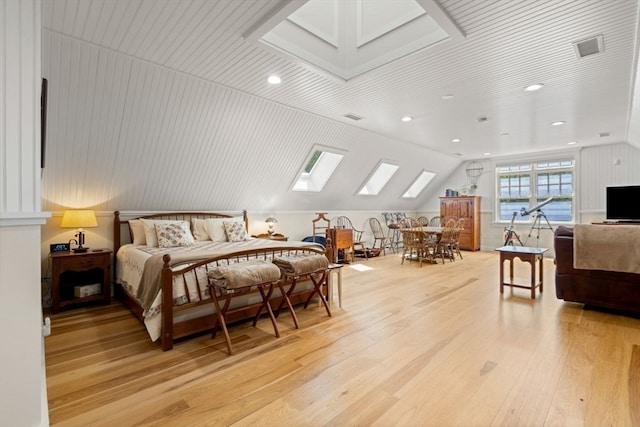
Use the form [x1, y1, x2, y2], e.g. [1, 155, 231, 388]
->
[265, 217, 278, 236]
[60, 209, 98, 252]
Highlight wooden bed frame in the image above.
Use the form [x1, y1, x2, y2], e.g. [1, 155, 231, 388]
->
[113, 211, 326, 351]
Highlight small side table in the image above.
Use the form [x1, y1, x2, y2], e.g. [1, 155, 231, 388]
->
[495, 246, 548, 299]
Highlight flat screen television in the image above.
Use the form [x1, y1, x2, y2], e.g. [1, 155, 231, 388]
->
[606, 185, 640, 222]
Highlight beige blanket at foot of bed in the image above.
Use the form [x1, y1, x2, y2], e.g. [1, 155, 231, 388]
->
[574, 224, 640, 274]
[272, 254, 329, 276]
[208, 260, 281, 290]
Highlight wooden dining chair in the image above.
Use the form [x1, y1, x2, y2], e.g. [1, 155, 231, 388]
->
[417, 216, 430, 226]
[368, 217, 390, 255]
[451, 218, 465, 260]
[428, 216, 443, 227]
[436, 219, 457, 263]
[401, 228, 426, 267]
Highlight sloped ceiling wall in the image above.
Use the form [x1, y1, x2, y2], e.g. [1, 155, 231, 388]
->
[40, 0, 640, 213]
[41, 31, 461, 212]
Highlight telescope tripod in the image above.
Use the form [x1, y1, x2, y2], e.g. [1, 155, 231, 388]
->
[525, 209, 553, 247]
[504, 211, 523, 246]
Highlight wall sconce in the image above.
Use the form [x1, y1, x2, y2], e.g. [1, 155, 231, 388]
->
[265, 217, 278, 236]
[60, 209, 98, 253]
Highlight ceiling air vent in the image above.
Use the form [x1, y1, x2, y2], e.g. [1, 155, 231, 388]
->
[343, 113, 364, 121]
[599, 131, 612, 138]
[573, 35, 604, 59]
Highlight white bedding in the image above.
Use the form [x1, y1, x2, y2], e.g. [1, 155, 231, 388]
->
[116, 238, 321, 341]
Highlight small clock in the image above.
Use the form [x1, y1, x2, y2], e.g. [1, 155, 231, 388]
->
[50, 243, 70, 253]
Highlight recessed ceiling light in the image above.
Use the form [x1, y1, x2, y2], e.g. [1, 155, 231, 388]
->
[401, 116, 412, 122]
[568, 141, 577, 145]
[524, 83, 545, 92]
[442, 94, 454, 100]
[483, 152, 491, 156]
[267, 75, 281, 84]
[452, 138, 461, 143]
[552, 121, 566, 126]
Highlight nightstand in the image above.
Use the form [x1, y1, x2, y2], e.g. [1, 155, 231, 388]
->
[252, 233, 288, 241]
[49, 249, 112, 313]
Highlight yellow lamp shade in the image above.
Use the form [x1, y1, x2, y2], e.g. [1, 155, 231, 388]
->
[60, 209, 98, 229]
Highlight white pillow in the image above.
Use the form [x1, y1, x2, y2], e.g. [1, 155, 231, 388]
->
[155, 222, 195, 248]
[191, 218, 210, 241]
[129, 219, 146, 245]
[224, 220, 249, 242]
[140, 219, 189, 247]
[204, 216, 244, 242]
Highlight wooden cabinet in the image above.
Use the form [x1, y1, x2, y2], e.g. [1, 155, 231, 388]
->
[49, 250, 112, 313]
[326, 228, 353, 263]
[440, 196, 481, 251]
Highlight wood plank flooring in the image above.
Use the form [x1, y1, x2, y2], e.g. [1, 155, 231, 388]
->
[44, 250, 640, 426]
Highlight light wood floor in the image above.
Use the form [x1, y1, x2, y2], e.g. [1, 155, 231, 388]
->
[45, 250, 640, 427]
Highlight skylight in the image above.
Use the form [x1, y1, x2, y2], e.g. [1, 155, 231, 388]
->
[293, 149, 344, 192]
[257, 0, 463, 81]
[358, 162, 399, 196]
[402, 170, 436, 198]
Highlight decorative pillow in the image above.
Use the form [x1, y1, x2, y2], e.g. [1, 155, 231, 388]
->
[140, 219, 189, 247]
[154, 222, 195, 248]
[223, 220, 249, 242]
[129, 219, 146, 245]
[204, 216, 245, 242]
[191, 218, 210, 241]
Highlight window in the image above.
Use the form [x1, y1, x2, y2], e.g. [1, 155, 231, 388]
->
[293, 148, 344, 192]
[358, 162, 399, 196]
[402, 170, 436, 198]
[497, 159, 574, 222]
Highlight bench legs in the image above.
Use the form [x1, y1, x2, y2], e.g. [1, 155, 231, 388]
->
[210, 269, 333, 355]
[210, 282, 279, 355]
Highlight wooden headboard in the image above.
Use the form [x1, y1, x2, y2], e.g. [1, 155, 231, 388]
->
[113, 210, 248, 255]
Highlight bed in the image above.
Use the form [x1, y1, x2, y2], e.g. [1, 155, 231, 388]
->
[113, 211, 326, 350]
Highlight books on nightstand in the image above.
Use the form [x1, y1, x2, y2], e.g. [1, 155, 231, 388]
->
[74, 283, 101, 298]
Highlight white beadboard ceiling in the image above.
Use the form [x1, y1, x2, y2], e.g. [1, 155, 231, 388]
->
[40, 0, 640, 213]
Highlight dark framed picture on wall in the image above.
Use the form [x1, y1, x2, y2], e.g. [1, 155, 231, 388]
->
[41, 77, 48, 169]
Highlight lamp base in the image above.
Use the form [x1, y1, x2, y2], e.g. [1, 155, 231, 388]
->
[72, 247, 89, 253]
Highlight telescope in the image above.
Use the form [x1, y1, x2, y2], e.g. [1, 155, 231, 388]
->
[520, 196, 553, 216]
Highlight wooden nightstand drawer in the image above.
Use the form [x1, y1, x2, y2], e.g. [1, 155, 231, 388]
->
[62, 255, 107, 271]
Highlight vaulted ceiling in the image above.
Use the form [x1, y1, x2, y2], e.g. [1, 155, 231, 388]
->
[40, 0, 640, 212]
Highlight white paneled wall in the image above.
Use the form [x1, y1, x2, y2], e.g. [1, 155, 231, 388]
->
[578, 143, 640, 213]
[41, 30, 461, 212]
[1, 2, 50, 426]
[1, 0, 42, 215]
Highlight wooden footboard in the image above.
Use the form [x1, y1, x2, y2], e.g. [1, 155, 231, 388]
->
[159, 246, 327, 350]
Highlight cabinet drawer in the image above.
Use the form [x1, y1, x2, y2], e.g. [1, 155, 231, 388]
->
[62, 255, 107, 271]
